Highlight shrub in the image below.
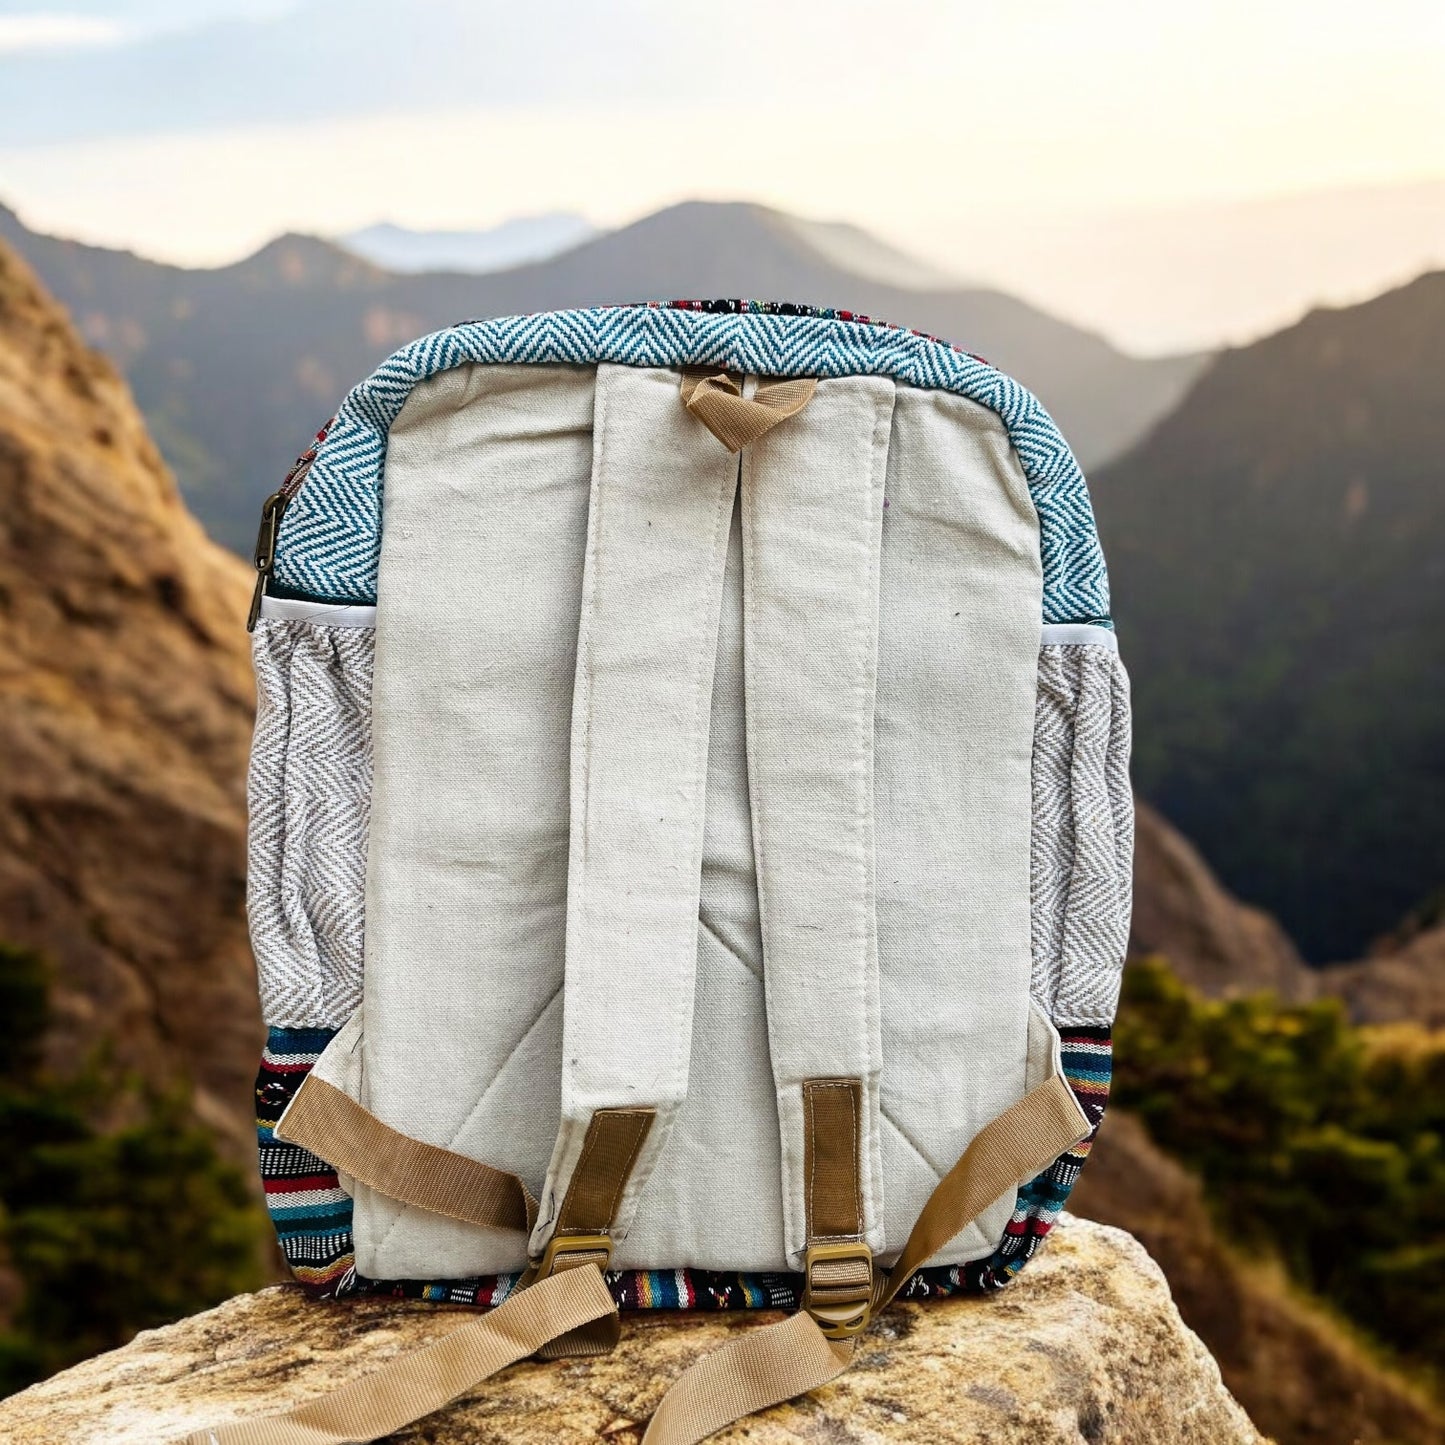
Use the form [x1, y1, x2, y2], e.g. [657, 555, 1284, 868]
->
[1114, 958, 1445, 1374]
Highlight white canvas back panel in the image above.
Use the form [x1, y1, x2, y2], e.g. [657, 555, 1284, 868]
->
[353, 363, 594, 1271]
[351, 363, 1051, 1280]
[874, 387, 1044, 1264]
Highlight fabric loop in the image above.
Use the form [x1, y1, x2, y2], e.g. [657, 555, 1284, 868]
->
[680, 369, 818, 451]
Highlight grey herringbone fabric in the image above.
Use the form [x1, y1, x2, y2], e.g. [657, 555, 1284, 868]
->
[1030, 644, 1134, 1027]
[248, 617, 374, 1026]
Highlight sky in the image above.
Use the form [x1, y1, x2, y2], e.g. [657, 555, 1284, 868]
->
[0, 0, 1442, 352]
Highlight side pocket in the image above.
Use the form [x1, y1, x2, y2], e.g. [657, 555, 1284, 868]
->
[248, 615, 375, 1027]
[1030, 639, 1134, 1028]
[968, 633, 1130, 1292]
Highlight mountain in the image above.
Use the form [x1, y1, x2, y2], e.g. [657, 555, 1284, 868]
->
[1092, 272, 1445, 963]
[1130, 802, 1310, 999]
[0, 199, 1205, 555]
[339, 214, 598, 273]
[0, 237, 260, 1155]
[1318, 893, 1445, 1028]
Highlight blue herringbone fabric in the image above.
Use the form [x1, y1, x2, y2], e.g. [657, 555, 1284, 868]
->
[272, 305, 1111, 624]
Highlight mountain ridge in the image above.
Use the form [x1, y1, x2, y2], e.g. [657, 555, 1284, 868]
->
[1093, 269, 1445, 961]
[0, 198, 1204, 555]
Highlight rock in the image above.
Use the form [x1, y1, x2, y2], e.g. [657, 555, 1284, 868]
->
[0, 238, 261, 1156]
[1132, 803, 1445, 1030]
[0, 1217, 1261, 1445]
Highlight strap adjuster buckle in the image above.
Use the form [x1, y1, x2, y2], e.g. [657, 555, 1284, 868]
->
[533, 1231, 613, 1279]
[803, 1240, 874, 1339]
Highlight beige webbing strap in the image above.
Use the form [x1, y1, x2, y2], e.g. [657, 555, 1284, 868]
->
[642, 1311, 854, 1445]
[275, 1073, 537, 1235]
[802, 1079, 865, 1241]
[800, 1078, 873, 1337]
[873, 1072, 1087, 1312]
[680, 369, 818, 452]
[638, 1075, 1090, 1445]
[179, 1264, 615, 1445]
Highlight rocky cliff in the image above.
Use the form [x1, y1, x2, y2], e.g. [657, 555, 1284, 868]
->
[0, 238, 261, 1152]
[1317, 913, 1445, 1027]
[0, 1216, 1261, 1445]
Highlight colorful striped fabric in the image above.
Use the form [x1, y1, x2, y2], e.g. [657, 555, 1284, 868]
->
[257, 1026, 1111, 1310]
[256, 1029, 354, 1297]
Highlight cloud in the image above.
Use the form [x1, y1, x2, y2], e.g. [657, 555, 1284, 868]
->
[0, 14, 125, 53]
[0, 0, 722, 145]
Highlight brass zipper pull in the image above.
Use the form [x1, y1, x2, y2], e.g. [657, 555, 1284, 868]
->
[247, 489, 288, 632]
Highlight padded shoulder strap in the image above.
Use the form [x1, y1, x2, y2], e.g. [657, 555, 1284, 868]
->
[740, 375, 897, 1268]
[532, 362, 741, 1259]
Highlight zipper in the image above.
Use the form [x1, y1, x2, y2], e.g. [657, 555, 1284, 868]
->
[246, 420, 329, 632]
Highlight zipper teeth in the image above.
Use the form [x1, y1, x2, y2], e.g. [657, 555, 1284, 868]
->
[280, 448, 317, 501]
[279, 417, 334, 501]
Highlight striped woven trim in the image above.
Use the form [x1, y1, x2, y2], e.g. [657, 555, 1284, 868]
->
[258, 1026, 1108, 1306]
[270, 300, 1111, 627]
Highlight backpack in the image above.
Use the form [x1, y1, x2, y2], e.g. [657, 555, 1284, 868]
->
[193, 299, 1133, 1444]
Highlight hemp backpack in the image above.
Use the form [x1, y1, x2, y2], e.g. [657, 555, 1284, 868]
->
[197, 300, 1133, 1444]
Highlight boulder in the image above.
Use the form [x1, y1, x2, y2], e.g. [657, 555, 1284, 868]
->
[0, 1216, 1261, 1444]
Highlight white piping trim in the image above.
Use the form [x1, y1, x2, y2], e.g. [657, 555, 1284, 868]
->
[259, 595, 377, 629]
[1040, 623, 1118, 652]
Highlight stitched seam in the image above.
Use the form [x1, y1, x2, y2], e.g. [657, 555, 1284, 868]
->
[697, 910, 762, 981]
[601, 1113, 650, 1229]
[880, 1108, 945, 1183]
[668, 440, 736, 1108]
[564, 1120, 605, 1230]
[804, 1083, 815, 1235]
[856, 383, 893, 1239]
[575, 373, 608, 890]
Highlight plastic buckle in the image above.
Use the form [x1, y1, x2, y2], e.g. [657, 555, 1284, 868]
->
[803, 1241, 874, 1339]
[533, 1231, 613, 1279]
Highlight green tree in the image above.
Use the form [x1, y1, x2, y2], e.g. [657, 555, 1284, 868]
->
[0, 943, 265, 1395]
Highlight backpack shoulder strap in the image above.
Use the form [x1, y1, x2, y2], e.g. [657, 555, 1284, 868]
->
[741, 374, 896, 1276]
[530, 361, 740, 1266]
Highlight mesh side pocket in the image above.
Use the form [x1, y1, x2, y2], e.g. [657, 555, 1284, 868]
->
[1030, 643, 1134, 1029]
[248, 617, 374, 1027]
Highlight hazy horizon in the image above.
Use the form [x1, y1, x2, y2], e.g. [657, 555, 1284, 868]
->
[4, 178, 1443, 356]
